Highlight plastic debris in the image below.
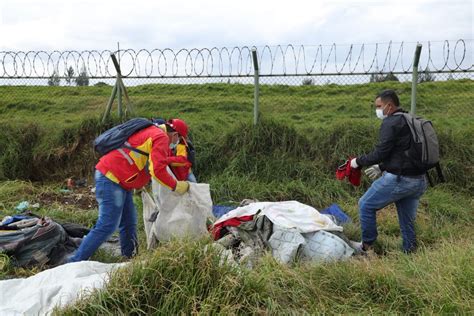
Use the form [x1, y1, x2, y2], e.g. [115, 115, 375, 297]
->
[15, 201, 30, 212]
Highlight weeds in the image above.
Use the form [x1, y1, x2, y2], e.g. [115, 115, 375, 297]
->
[0, 81, 472, 313]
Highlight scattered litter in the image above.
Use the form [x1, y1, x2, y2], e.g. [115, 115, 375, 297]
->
[75, 178, 87, 187]
[66, 178, 88, 190]
[66, 178, 75, 190]
[14, 201, 30, 212]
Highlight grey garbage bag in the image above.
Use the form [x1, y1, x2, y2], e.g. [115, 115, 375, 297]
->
[142, 181, 212, 249]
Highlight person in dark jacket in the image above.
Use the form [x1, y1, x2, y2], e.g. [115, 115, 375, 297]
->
[350, 90, 427, 253]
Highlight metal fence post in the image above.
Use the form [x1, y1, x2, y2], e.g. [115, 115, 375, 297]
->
[111, 54, 134, 119]
[102, 82, 117, 123]
[411, 44, 422, 115]
[116, 43, 123, 119]
[251, 48, 260, 126]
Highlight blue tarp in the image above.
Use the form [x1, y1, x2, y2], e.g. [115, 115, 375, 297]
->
[212, 205, 236, 218]
[320, 204, 351, 224]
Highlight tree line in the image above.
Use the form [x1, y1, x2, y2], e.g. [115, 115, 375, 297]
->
[47, 65, 90, 86]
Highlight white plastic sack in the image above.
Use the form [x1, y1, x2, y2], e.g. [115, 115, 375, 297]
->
[268, 226, 306, 264]
[142, 189, 160, 249]
[142, 180, 212, 247]
[214, 201, 342, 233]
[268, 226, 354, 264]
[0, 261, 126, 316]
[301, 230, 354, 262]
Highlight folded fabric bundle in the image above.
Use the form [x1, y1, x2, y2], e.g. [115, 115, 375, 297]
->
[335, 159, 361, 186]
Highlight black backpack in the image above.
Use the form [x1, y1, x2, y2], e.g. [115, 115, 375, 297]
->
[94, 118, 153, 156]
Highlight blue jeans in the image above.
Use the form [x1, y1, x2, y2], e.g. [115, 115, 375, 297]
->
[187, 172, 197, 183]
[358, 172, 427, 252]
[68, 170, 138, 262]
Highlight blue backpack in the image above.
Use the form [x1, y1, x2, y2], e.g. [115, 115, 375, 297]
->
[94, 118, 153, 156]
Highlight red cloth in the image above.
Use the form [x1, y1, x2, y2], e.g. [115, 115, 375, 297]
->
[211, 215, 254, 240]
[348, 166, 362, 186]
[168, 142, 192, 181]
[335, 158, 362, 186]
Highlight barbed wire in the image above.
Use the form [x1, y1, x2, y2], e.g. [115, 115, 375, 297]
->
[1, 40, 472, 79]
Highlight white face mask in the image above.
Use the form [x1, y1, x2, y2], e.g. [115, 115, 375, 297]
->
[169, 140, 179, 150]
[375, 108, 386, 120]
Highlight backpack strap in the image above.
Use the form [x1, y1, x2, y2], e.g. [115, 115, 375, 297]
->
[117, 142, 149, 165]
[123, 142, 149, 156]
[435, 162, 445, 183]
[117, 148, 134, 165]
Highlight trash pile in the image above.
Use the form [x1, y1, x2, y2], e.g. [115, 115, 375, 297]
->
[0, 213, 85, 267]
[209, 200, 357, 267]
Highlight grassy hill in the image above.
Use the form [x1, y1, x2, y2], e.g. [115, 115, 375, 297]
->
[0, 80, 473, 314]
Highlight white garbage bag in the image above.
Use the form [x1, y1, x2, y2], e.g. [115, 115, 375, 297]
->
[268, 226, 306, 264]
[142, 180, 212, 248]
[0, 261, 126, 316]
[301, 230, 354, 262]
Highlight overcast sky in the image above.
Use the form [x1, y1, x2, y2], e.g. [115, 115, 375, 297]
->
[0, 0, 472, 51]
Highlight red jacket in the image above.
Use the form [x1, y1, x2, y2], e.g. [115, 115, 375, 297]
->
[168, 141, 192, 181]
[96, 125, 177, 191]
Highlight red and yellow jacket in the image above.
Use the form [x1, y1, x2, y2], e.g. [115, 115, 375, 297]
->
[96, 125, 177, 191]
[168, 140, 192, 181]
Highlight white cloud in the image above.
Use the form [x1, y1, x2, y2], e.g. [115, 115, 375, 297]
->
[0, 0, 472, 51]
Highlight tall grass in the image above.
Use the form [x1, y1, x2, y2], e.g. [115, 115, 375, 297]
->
[58, 238, 474, 315]
[0, 81, 472, 313]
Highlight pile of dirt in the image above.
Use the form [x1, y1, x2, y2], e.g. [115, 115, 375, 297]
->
[37, 186, 97, 210]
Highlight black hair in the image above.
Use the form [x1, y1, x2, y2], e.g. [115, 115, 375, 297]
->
[165, 124, 176, 133]
[376, 89, 400, 107]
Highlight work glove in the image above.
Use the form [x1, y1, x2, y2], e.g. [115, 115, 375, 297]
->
[174, 181, 190, 195]
[365, 164, 382, 180]
[350, 158, 359, 169]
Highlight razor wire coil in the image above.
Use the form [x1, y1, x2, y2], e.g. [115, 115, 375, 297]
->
[1, 40, 472, 79]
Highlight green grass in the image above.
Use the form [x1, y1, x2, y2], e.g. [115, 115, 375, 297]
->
[0, 80, 473, 313]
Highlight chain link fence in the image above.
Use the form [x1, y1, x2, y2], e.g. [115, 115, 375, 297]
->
[0, 40, 473, 129]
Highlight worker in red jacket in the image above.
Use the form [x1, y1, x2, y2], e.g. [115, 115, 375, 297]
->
[165, 119, 197, 182]
[68, 119, 190, 262]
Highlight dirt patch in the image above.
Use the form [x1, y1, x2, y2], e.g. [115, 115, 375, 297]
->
[36, 186, 97, 210]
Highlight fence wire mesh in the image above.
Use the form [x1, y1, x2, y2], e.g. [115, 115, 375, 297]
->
[0, 40, 473, 128]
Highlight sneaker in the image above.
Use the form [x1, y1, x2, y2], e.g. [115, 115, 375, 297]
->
[349, 240, 372, 255]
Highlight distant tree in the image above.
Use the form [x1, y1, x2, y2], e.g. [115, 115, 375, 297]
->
[383, 73, 400, 82]
[94, 81, 110, 87]
[369, 73, 385, 82]
[65, 66, 75, 86]
[301, 77, 314, 86]
[75, 65, 89, 86]
[418, 68, 436, 83]
[47, 71, 61, 86]
[369, 73, 399, 82]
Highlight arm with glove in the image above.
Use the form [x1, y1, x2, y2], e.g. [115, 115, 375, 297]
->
[148, 134, 190, 195]
[365, 164, 382, 179]
[351, 158, 383, 180]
